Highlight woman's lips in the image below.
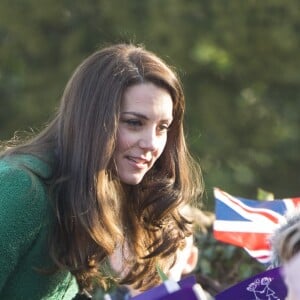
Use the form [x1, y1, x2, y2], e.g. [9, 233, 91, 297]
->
[127, 156, 150, 169]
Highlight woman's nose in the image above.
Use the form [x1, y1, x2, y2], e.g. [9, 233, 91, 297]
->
[138, 129, 159, 151]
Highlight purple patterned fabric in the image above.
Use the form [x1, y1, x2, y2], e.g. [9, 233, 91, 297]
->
[216, 267, 287, 299]
[131, 276, 198, 300]
[160, 287, 200, 300]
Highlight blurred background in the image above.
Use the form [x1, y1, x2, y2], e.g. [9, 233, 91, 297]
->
[1, 0, 299, 295]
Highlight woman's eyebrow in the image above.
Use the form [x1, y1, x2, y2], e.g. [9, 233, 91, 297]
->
[121, 112, 173, 123]
[121, 112, 148, 120]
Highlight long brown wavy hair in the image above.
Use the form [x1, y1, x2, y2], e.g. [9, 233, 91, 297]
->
[2, 44, 203, 292]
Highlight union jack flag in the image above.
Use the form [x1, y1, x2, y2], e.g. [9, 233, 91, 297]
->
[213, 187, 300, 264]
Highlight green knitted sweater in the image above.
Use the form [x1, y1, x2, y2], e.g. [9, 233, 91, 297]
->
[0, 154, 78, 299]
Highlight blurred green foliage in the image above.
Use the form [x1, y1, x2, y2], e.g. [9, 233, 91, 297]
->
[1, 0, 300, 292]
[194, 228, 264, 295]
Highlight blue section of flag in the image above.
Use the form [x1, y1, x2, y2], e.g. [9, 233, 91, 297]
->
[215, 196, 288, 221]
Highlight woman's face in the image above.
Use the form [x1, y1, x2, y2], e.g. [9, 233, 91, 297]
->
[114, 82, 173, 185]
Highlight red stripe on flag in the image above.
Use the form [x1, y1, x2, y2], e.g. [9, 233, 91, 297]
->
[214, 231, 270, 251]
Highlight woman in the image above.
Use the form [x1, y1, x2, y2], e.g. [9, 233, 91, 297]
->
[0, 44, 203, 299]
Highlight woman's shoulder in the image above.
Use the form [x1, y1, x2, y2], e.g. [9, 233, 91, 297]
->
[0, 153, 52, 218]
[0, 153, 52, 178]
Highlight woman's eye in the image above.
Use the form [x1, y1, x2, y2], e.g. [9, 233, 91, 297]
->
[158, 124, 170, 132]
[125, 119, 142, 127]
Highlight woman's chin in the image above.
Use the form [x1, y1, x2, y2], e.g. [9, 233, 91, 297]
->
[119, 174, 145, 185]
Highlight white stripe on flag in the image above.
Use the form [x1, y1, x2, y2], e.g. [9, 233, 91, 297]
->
[244, 248, 272, 263]
[214, 220, 279, 233]
[283, 198, 299, 213]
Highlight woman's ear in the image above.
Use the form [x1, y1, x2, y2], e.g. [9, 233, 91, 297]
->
[182, 245, 199, 275]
